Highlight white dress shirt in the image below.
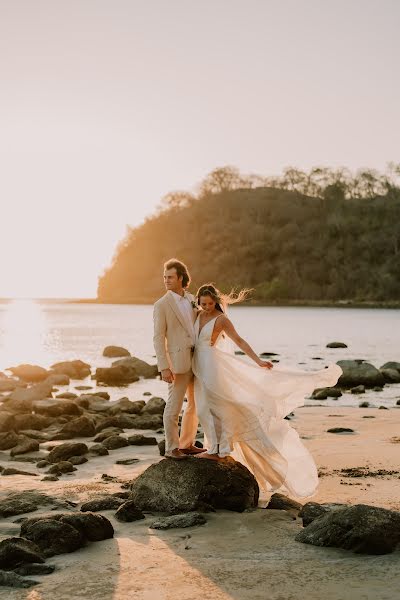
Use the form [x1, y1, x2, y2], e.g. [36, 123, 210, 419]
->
[171, 291, 195, 343]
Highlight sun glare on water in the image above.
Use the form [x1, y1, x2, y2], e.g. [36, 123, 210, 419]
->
[0, 299, 56, 370]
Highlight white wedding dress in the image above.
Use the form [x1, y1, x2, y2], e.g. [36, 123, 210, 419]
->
[192, 314, 342, 498]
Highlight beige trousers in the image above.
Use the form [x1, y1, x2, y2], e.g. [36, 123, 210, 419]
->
[163, 369, 198, 453]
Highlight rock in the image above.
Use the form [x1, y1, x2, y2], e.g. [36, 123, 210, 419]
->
[50, 360, 91, 379]
[127, 434, 157, 446]
[108, 398, 144, 416]
[13, 413, 52, 431]
[327, 427, 354, 434]
[8, 381, 54, 411]
[33, 399, 82, 417]
[0, 412, 16, 433]
[0, 491, 61, 517]
[8, 364, 49, 382]
[326, 342, 348, 348]
[75, 385, 93, 390]
[337, 360, 384, 388]
[103, 346, 131, 358]
[20, 512, 114, 556]
[56, 392, 78, 399]
[327, 387, 342, 398]
[380, 361, 400, 373]
[0, 431, 19, 450]
[2, 468, 37, 476]
[46, 461, 76, 475]
[112, 356, 158, 378]
[311, 388, 328, 400]
[80, 497, 123, 512]
[150, 512, 207, 530]
[380, 368, 400, 383]
[115, 458, 140, 465]
[0, 378, 25, 393]
[41, 475, 59, 481]
[158, 439, 166, 456]
[379, 405, 389, 410]
[37, 460, 51, 468]
[48, 442, 88, 463]
[373, 386, 383, 392]
[266, 493, 302, 511]
[130, 414, 163, 430]
[45, 373, 70, 386]
[295, 503, 400, 554]
[351, 385, 365, 394]
[68, 455, 88, 465]
[21, 518, 85, 557]
[141, 397, 166, 415]
[94, 416, 138, 432]
[0, 537, 45, 569]
[397, 399, 400, 406]
[130, 457, 259, 514]
[10, 436, 39, 456]
[56, 416, 96, 438]
[102, 435, 129, 450]
[299, 502, 346, 527]
[88, 391, 110, 400]
[95, 365, 139, 385]
[94, 428, 123, 443]
[14, 563, 55, 576]
[114, 500, 145, 522]
[359, 401, 370, 408]
[0, 569, 38, 588]
[88, 443, 109, 456]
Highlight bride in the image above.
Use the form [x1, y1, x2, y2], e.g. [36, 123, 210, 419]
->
[191, 284, 342, 498]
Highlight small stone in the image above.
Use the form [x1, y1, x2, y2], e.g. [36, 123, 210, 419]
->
[150, 512, 207, 530]
[14, 563, 55, 576]
[0, 569, 39, 588]
[1, 468, 37, 476]
[351, 385, 366, 394]
[158, 439, 166, 456]
[267, 493, 302, 511]
[116, 458, 140, 465]
[127, 434, 157, 446]
[46, 461, 76, 475]
[102, 435, 129, 450]
[327, 427, 354, 434]
[326, 342, 347, 348]
[68, 455, 88, 465]
[114, 500, 145, 522]
[359, 401, 370, 408]
[41, 475, 59, 481]
[37, 460, 51, 468]
[88, 443, 109, 456]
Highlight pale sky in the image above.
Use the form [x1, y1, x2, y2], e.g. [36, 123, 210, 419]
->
[0, 0, 399, 297]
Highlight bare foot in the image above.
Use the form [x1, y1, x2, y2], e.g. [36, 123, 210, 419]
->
[194, 453, 220, 461]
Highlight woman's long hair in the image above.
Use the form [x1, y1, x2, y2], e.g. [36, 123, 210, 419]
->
[196, 283, 252, 313]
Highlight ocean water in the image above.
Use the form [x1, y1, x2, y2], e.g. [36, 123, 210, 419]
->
[0, 300, 399, 407]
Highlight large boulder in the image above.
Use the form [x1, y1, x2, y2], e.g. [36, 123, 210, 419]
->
[130, 457, 259, 514]
[20, 512, 114, 557]
[56, 416, 96, 439]
[380, 361, 400, 373]
[47, 442, 88, 463]
[7, 364, 49, 383]
[0, 431, 19, 450]
[0, 411, 16, 433]
[337, 360, 385, 388]
[94, 365, 139, 385]
[380, 368, 400, 383]
[7, 381, 54, 411]
[50, 360, 91, 379]
[295, 503, 400, 554]
[0, 537, 45, 569]
[13, 413, 52, 431]
[9, 435, 40, 456]
[0, 491, 62, 518]
[103, 346, 131, 358]
[32, 399, 82, 417]
[141, 397, 165, 415]
[112, 356, 158, 378]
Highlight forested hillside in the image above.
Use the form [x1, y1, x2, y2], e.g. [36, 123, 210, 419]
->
[97, 166, 400, 304]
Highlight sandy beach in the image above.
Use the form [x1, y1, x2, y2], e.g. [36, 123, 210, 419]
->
[1, 405, 399, 600]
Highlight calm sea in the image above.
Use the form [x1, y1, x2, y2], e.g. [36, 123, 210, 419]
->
[0, 300, 399, 407]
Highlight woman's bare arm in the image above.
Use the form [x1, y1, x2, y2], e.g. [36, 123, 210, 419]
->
[212, 315, 273, 369]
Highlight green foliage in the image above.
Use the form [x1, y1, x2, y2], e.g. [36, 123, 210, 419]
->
[97, 165, 400, 303]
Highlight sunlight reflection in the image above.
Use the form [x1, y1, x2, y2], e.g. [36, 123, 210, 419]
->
[0, 299, 53, 369]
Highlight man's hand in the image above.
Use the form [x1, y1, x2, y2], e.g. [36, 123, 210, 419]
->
[161, 368, 175, 383]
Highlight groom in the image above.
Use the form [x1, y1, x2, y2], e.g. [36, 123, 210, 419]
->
[153, 258, 204, 459]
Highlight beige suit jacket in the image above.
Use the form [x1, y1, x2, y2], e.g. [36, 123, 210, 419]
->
[153, 291, 198, 374]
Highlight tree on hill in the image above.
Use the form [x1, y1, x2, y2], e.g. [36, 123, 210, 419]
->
[97, 164, 400, 304]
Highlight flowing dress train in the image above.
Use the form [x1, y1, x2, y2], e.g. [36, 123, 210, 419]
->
[192, 315, 342, 498]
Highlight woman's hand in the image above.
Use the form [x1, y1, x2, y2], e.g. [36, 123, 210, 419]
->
[257, 359, 273, 369]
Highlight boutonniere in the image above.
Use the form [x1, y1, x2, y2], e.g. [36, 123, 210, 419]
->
[191, 300, 197, 309]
